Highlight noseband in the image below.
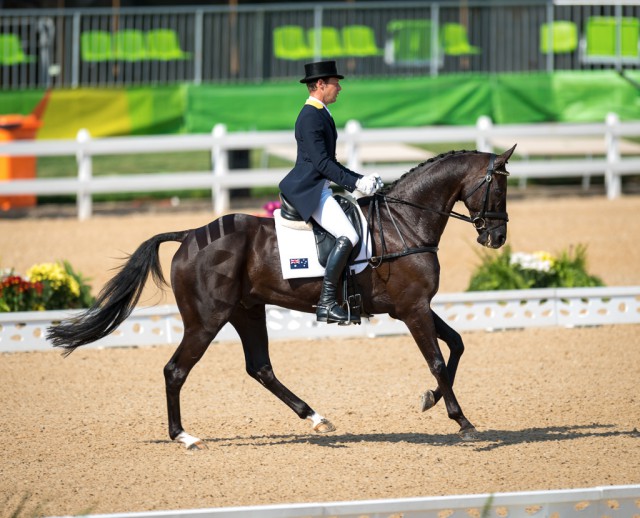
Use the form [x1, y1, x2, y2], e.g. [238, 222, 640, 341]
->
[461, 154, 510, 231]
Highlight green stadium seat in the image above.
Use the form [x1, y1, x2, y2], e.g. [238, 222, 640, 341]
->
[0, 33, 36, 65]
[583, 16, 640, 62]
[620, 18, 640, 57]
[385, 19, 442, 66]
[307, 27, 345, 58]
[341, 25, 382, 57]
[113, 29, 148, 61]
[146, 29, 192, 60]
[81, 31, 113, 62]
[540, 21, 578, 54]
[441, 23, 481, 56]
[273, 25, 314, 60]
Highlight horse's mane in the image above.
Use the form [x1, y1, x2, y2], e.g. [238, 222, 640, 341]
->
[381, 149, 479, 194]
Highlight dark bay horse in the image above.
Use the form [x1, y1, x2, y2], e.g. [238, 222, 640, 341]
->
[48, 145, 515, 449]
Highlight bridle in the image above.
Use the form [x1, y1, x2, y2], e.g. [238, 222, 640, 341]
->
[377, 153, 509, 230]
[459, 153, 510, 230]
[358, 153, 509, 267]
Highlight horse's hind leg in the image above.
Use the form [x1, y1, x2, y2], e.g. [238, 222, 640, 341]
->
[230, 304, 336, 433]
[420, 311, 465, 412]
[164, 325, 217, 450]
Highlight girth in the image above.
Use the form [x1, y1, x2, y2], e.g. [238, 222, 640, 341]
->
[279, 193, 364, 267]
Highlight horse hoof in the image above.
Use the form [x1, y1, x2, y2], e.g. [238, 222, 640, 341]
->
[458, 426, 478, 441]
[187, 440, 208, 451]
[420, 390, 436, 412]
[313, 418, 336, 433]
[175, 431, 208, 450]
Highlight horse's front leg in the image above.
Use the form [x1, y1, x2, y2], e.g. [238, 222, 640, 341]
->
[231, 305, 336, 434]
[404, 310, 476, 439]
[420, 311, 465, 412]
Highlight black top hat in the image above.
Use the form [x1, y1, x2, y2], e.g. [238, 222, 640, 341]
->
[299, 60, 345, 83]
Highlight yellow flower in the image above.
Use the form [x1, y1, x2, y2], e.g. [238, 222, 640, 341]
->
[533, 251, 555, 267]
[68, 277, 81, 297]
[26, 262, 80, 296]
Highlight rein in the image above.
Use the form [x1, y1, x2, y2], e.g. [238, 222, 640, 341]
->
[352, 194, 439, 268]
[356, 153, 509, 268]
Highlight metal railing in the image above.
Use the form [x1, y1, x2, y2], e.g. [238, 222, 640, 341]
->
[2, 1, 640, 89]
[1, 113, 639, 219]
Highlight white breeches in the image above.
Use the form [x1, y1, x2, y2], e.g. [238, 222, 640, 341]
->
[311, 186, 359, 247]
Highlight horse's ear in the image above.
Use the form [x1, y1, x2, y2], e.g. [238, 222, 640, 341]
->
[494, 144, 517, 169]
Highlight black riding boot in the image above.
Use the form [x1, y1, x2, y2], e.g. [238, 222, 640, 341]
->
[316, 236, 353, 324]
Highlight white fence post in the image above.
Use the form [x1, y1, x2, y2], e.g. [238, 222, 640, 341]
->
[212, 123, 229, 214]
[476, 115, 493, 153]
[76, 128, 92, 221]
[345, 119, 362, 172]
[605, 112, 621, 199]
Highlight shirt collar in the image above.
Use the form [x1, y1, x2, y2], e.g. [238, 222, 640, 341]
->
[307, 96, 332, 117]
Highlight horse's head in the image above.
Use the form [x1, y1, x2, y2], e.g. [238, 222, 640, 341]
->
[461, 145, 516, 249]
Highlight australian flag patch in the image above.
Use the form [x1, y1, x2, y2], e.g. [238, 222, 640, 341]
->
[289, 258, 309, 269]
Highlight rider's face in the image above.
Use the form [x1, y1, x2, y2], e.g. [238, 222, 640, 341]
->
[320, 77, 342, 105]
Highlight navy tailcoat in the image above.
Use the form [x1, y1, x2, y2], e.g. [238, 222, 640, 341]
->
[279, 98, 362, 222]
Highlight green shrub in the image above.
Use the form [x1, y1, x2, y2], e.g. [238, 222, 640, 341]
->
[467, 244, 604, 291]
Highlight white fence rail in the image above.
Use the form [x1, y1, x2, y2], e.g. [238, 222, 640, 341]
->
[1, 114, 640, 220]
[50, 484, 640, 518]
[1, 286, 638, 353]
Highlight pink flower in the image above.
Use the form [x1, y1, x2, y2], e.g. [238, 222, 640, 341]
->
[262, 200, 281, 218]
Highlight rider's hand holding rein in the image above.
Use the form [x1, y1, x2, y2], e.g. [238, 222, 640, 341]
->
[355, 174, 383, 196]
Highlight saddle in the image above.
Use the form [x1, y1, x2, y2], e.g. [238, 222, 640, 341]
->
[279, 193, 364, 267]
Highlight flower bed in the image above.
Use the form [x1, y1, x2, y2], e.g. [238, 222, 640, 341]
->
[0, 261, 94, 312]
[467, 244, 604, 291]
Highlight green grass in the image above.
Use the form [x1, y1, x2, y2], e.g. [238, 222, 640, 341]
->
[35, 150, 275, 205]
[37, 151, 212, 178]
[33, 147, 298, 206]
[36, 151, 211, 204]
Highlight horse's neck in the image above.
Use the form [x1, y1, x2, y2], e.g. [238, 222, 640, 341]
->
[391, 160, 466, 243]
[398, 155, 465, 201]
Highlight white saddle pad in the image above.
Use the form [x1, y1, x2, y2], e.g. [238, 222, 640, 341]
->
[274, 205, 372, 280]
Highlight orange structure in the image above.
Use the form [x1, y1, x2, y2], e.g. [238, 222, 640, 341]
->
[0, 91, 50, 210]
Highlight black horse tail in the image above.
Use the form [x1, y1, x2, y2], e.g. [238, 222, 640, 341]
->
[47, 231, 190, 357]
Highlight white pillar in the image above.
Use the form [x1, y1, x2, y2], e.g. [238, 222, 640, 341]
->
[212, 123, 230, 214]
[76, 128, 92, 221]
[605, 112, 621, 199]
[476, 115, 493, 153]
[345, 119, 362, 172]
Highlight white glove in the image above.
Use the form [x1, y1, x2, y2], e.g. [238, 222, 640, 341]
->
[355, 174, 383, 196]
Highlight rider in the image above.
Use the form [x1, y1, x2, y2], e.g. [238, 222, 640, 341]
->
[279, 60, 383, 324]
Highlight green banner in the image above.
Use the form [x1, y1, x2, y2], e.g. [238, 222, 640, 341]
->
[0, 71, 637, 139]
[184, 82, 302, 133]
[126, 85, 187, 135]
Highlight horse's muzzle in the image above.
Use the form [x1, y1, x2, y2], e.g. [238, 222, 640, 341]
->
[477, 225, 507, 249]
